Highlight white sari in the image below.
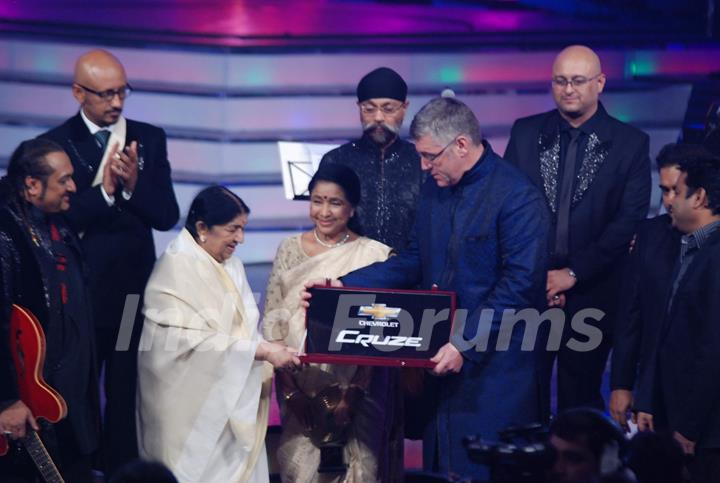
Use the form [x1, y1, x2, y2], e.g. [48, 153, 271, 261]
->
[137, 229, 272, 483]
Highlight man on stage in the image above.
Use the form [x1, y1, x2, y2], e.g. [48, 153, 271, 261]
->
[0, 139, 99, 482]
[319, 66, 423, 250]
[609, 143, 688, 431]
[654, 150, 720, 481]
[309, 97, 549, 479]
[40, 49, 179, 475]
[504, 45, 651, 414]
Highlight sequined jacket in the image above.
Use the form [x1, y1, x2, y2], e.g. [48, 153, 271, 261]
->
[319, 134, 423, 250]
[505, 104, 651, 317]
[1, 203, 54, 405]
[0, 202, 99, 453]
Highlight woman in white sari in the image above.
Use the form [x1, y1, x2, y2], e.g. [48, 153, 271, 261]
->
[263, 164, 401, 483]
[137, 186, 299, 483]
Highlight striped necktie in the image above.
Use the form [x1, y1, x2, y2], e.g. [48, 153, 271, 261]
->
[94, 129, 110, 151]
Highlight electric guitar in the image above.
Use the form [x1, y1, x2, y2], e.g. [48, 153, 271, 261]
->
[0, 304, 67, 483]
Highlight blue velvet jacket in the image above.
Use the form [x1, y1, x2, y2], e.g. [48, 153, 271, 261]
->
[342, 141, 549, 478]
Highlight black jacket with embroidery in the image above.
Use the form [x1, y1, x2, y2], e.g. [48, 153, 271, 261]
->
[319, 134, 423, 250]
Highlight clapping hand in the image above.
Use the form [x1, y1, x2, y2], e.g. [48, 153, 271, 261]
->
[111, 141, 139, 193]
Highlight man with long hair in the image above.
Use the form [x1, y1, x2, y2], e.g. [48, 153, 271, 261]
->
[0, 138, 99, 482]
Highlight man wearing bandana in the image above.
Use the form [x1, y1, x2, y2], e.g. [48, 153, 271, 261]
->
[317, 67, 424, 481]
[318, 67, 423, 251]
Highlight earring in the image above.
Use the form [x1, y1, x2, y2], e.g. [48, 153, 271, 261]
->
[200, 235, 207, 243]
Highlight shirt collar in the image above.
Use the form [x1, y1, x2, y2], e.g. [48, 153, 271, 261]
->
[455, 139, 493, 189]
[559, 102, 605, 136]
[26, 202, 48, 227]
[80, 108, 116, 135]
[682, 220, 720, 252]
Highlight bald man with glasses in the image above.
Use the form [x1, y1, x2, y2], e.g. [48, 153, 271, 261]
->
[504, 45, 651, 416]
[40, 49, 179, 477]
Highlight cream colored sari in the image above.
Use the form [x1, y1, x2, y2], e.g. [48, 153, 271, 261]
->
[137, 229, 273, 483]
[263, 235, 396, 483]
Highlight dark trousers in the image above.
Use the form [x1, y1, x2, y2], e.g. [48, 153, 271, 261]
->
[540, 312, 613, 415]
[689, 448, 720, 483]
[0, 420, 93, 483]
[96, 313, 143, 478]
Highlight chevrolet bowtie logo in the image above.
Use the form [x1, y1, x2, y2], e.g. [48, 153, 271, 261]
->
[358, 304, 401, 321]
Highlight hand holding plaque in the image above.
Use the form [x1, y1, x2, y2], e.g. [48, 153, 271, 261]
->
[302, 285, 456, 368]
[430, 342, 464, 376]
[300, 278, 343, 308]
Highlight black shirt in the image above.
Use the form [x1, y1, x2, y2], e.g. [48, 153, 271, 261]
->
[319, 134, 424, 250]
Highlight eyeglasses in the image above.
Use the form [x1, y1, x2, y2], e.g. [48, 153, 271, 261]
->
[359, 102, 404, 116]
[551, 74, 602, 89]
[420, 137, 457, 164]
[76, 83, 132, 101]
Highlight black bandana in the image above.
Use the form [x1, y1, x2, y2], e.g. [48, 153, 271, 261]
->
[356, 67, 407, 102]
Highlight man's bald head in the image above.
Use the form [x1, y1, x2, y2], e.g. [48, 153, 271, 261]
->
[72, 49, 128, 127]
[551, 45, 605, 126]
[552, 45, 602, 76]
[73, 49, 125, 85]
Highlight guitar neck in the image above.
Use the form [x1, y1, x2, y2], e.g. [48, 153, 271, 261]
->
[21, 430, 66, 483]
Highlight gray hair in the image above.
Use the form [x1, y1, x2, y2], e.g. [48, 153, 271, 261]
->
[409, 97, 483, 146]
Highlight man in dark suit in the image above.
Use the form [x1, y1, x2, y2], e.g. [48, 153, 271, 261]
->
[40, 49, 179, 475]
[504, 45, 651, 413]
[609, 143, 689, 431]
[0, 139, 99, 482]
[654, 150, 720, 482]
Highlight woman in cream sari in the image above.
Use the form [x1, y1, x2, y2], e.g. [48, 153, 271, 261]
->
[263, 164, 400, 483]
[137, 186, 299, 483]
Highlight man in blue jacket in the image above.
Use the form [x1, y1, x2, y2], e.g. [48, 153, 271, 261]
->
[321, 97, 550, 479]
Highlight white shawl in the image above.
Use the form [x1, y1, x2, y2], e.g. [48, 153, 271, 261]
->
[91, 115, 126, 187]
[137, 229, 272, 483]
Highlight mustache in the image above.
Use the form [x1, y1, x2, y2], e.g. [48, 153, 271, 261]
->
[362, 122, 399, 136]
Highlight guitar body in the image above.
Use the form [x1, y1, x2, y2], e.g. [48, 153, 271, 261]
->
[0, 305, 67, 458]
